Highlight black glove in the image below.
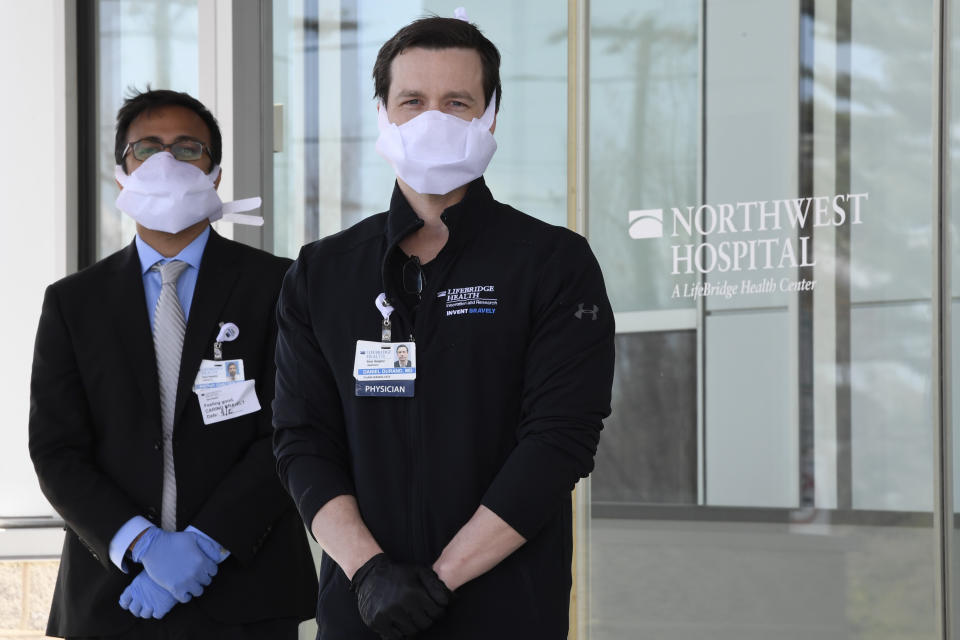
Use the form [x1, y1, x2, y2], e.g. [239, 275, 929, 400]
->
[350, 553, 452, 639]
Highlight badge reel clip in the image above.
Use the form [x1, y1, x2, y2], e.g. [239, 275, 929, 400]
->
[375, 293, 394, 342]
[213, 322, 240, 360]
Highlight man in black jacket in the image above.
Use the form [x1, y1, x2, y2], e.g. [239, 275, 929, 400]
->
[273, 14, 615, 640]
[29, 89, 317, 639]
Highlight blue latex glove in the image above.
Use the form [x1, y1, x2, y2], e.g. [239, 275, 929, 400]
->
[190, 529, 227, 564]
[131, 527, 218, 603]
[118, 571, 177, 619]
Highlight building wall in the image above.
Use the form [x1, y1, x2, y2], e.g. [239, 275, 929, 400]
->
[0, 4, 71, 631]
[0, 0, 73, 518]
[0, 561, 58, 639]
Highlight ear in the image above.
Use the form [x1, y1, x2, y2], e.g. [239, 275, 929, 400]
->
[489, 114, 497, 135]
[115, 178, 123, 191]
[213, 167, 222, 190]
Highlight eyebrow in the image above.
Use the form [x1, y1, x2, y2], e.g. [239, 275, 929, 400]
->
[132, 135, 206, 144]
[394, 89, 478, 103]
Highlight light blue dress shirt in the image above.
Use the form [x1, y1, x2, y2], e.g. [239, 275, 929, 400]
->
[136, 225, 210, 327]
[108, 227, 229, 571]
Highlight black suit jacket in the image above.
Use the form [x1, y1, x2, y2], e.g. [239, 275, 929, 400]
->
[28, 230, 317, 638]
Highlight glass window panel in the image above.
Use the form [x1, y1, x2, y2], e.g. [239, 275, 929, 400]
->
[850, 304, 933, 511]
[593, 331, 697, 505]
[588, 0, 939, 637]
[96, 0, 199, 259]
[589, 0, 700, 314]
[847, 0, 933, 304]
[701, 0, 800, 314]
[705, 311, 796, 507]
[589, 518, 935, 639]
[271, 0, 311, 261]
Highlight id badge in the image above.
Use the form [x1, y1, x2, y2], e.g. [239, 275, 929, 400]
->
[192, 358, 260, 424]
[193, 358, 245, 390]
[353, 340, 416, 397]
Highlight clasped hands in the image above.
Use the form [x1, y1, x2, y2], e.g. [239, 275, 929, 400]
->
[118, 527, 222, 619]
[351, 553, 452, 639]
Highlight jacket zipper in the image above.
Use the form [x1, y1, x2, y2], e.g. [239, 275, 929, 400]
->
[410, 367, 427, 561]
[380, 225, 423, 562]
[411, 264, 442, 562]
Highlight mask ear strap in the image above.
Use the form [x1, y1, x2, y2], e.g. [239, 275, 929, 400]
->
[221, 212, 265, 226]
[219, 196, 265, 226]
[378, 103, 394, 128]
[114, 165, 129, 187]
[478, 89, 497, 127]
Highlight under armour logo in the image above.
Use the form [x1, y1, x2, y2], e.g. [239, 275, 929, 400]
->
[574, 304, 599, 320]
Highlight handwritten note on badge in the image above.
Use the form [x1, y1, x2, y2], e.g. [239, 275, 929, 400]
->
[195, 379, 261, 425]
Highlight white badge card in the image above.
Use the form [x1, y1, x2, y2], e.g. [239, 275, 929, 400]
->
[193, 359, 245, 390]
[353, 340, 416, 397]
[195, 379, 261, 425]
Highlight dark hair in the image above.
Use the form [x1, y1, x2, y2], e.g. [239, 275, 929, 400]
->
[373, 16, 501, 112]
[115, 88, 222, 173]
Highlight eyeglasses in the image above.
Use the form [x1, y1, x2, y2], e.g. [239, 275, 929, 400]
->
[402, 255, 424, 296]
[122, 137, 212, 163]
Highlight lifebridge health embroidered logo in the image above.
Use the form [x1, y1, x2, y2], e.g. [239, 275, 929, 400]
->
[437, 284, 498, 317]
[628, 193, 868, 299]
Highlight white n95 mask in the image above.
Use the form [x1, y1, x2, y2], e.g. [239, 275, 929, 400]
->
[375, 91, 497, 195]
[115, 151, 264, 234]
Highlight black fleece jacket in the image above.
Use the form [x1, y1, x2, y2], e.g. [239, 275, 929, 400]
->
[273, 178, 615, 639]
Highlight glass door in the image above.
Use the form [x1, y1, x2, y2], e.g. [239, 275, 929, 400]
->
[587, 0, 942, 637]
[269, 0, 956, 636]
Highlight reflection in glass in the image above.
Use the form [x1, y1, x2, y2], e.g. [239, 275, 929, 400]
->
[589, 0, 700, 314]
[850, 304, 932, 511]
[96, 0, 199, 259]
[588, 0, 938, 637]
[593, 332, 696, 505]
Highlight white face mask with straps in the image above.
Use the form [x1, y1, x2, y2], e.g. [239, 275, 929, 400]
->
[115, 152, 264, 234]
[375, 91, 497, 196]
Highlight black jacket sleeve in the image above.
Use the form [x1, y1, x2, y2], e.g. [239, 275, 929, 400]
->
[273, 249, 355, 530]
[28, 285, 140, 569]
[480, 233, 615, 540]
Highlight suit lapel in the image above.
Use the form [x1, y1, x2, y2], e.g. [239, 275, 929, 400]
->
[174, 231, 242, 426]
[113, 240, 162, 424]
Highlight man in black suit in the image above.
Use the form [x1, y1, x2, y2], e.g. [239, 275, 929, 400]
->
[28, 89, 317, 639]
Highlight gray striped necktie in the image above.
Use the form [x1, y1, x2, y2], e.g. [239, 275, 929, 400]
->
[152, 259, 190, 531]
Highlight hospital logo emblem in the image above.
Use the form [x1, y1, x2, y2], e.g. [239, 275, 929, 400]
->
[628, 209, 664, 239]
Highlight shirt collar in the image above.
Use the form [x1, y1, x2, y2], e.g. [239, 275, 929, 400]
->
[384, 176, 492, 250]
[136, 226, 211, 275]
